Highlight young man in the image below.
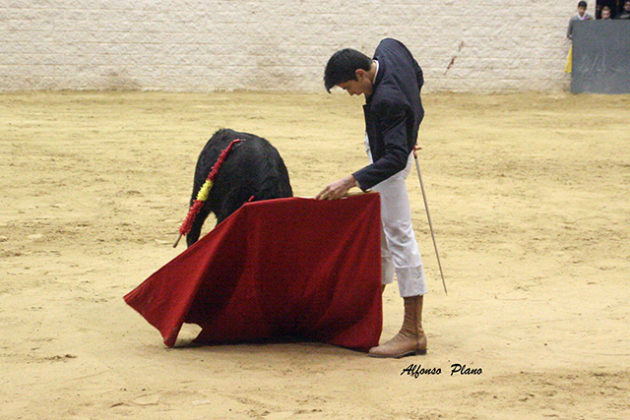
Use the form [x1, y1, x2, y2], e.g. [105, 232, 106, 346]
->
[617, 1, 630, 19]
[567, 1, 593, 40]
[317, 38, 427, 358]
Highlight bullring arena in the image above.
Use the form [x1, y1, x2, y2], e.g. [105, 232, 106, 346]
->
[2, 1, 630, 419]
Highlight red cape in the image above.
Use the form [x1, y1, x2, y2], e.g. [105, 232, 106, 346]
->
[124, 194, 383, 352]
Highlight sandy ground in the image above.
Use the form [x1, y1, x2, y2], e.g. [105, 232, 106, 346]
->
[1, 90, 629, 419]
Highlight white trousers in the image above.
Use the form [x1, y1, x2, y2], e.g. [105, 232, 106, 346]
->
[365, 136, 427, 297]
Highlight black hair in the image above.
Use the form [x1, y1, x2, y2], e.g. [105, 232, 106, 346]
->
[578, 1, 587, 8]
[323, 48, 372, 93]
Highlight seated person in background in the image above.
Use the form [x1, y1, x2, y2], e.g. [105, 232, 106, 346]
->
[595, 0, 617, 18]
[601, 6, 612, 19]
[617, 1, 630, 19]
[568, 1, 593, 40]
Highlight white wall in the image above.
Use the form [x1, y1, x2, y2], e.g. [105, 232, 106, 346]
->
[0, 0, 577, 92]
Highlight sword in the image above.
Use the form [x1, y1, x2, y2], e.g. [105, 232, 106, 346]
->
[413, 146, 448, 295]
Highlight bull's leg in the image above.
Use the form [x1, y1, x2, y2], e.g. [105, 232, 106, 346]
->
[186, 203, 212, 247]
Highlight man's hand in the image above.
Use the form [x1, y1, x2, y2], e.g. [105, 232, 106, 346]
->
[316, 175, 359, 200]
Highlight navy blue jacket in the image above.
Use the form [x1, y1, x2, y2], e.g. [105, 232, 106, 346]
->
[353, 38, 424, 190]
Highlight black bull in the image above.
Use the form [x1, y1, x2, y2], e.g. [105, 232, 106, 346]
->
[186, 129, 293, 247]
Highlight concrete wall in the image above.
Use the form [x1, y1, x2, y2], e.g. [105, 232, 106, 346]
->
[0, 0, 577, 92]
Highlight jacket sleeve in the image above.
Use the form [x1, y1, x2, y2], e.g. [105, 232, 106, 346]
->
[353, 100, 410, 191]
[413, 58, 424, 90]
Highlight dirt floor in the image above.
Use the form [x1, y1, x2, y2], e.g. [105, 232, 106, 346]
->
[1, 90, 629, 419]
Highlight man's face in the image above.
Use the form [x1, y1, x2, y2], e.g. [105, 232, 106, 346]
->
[602, 8, 611, 18]
[337, 79, 366, 96]
[337, 69, 373, 96]
[578, 5, 586, 16]
[625, 2, 630, 11]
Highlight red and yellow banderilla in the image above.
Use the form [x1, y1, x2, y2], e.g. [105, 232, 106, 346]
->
[173, 139, 242, 248]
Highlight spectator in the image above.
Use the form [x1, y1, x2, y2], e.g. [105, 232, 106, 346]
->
[566, 1, 593, 73]
[596, 0, 618, 19]
[601, 6, 612, 19]
[567, 1, 594, 41]
[617, 1, 630, 19]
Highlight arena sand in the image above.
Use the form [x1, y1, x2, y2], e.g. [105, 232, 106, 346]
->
[1, 91, 629, 419]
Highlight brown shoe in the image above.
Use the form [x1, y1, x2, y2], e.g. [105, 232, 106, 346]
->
[368, 295, 427, 358]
